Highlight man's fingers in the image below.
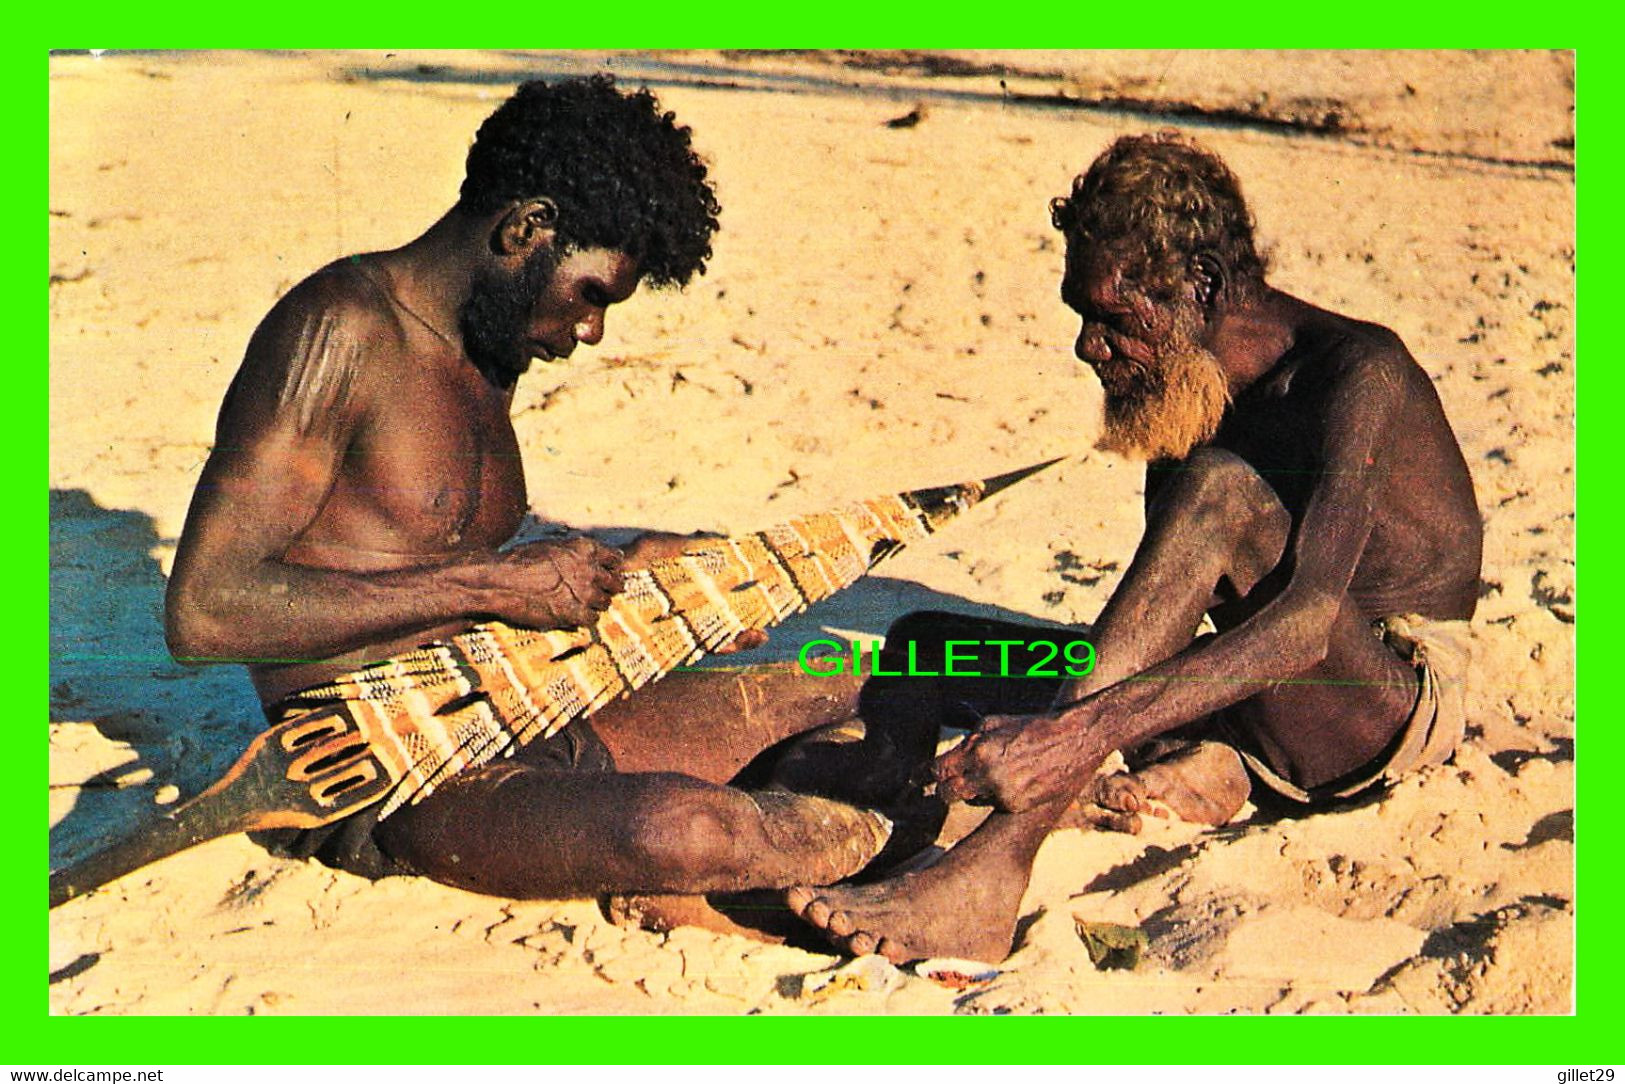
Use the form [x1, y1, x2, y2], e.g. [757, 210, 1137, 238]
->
[559, 574, 610, 618]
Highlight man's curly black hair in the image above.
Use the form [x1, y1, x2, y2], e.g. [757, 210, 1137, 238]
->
[1051, 131, 1265, 304]
[460, 75, 721, 287]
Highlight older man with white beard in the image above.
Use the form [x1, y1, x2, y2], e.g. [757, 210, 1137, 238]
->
[785, 132, 1483, 966]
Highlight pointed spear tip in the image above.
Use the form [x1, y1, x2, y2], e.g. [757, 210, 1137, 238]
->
[900, 456, 1067, 533]
[978, 456, 1067, 499]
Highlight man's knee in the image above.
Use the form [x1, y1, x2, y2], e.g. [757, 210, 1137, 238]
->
[1161, 449, 1290, 570]
[1171, 449, 1277, 515]
[620, 782, 750, 881]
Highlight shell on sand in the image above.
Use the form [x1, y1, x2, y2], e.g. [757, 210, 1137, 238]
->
[914, 957, 1002, 990]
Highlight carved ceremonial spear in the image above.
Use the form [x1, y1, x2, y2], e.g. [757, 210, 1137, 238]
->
[49, 459, 1060, 907]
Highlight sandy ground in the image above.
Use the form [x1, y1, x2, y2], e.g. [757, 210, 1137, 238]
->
[48, 50, 1574, 1015]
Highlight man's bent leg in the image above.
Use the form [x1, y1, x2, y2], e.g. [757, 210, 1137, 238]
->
[1079, 447, 1292, 694]
[1073, 448, 1290, 825]
[586, 661, 867, 783]
[376, 763, 891, 899]
[1223, 592, 1421, 792]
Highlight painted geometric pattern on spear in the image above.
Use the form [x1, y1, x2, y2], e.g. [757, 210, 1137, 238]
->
[49, 458, 1059, 907]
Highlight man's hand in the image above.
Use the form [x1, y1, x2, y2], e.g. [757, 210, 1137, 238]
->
[933, 708, 1105, 812]
[492, 536, 624, 630]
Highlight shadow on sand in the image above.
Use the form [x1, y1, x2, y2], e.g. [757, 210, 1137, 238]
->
[49, 489, 263, 867]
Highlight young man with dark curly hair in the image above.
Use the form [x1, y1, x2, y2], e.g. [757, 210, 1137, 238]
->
[164, 76, 911, 910]
[787, 132, 1482, 965]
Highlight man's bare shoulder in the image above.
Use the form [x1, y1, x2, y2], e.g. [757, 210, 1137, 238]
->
[1291, 305, 1469, 481]
[254, 257, 408, 353]
[230, 258, 409, 439]
[1291, 303, 1428, 393]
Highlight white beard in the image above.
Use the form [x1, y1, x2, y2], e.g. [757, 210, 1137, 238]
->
[1096, 338, 1231, 462]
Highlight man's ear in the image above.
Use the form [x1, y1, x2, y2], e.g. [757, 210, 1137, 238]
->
[492, 197, 559, 256]
[1189, 251, 1224, 310]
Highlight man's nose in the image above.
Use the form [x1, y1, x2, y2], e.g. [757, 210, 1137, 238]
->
[1075, 325, 1110, 363]
[574, 310, 605, 346]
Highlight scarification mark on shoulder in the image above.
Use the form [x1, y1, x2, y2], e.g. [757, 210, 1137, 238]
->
[278, 305, 365, 440]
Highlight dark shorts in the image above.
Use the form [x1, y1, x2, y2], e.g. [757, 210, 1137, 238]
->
[255, 716, 616, 881]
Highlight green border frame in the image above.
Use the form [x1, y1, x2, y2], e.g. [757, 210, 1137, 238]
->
[26, 3, 1603, 1065]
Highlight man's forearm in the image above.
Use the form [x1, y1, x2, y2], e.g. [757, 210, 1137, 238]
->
[166, 552, 503, 665]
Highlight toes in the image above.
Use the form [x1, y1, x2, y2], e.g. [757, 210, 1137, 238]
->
[784, 891, 901, 963]
[876, 936, 909, 964]
[1130, 741, 1251, 825]
[1092, 771, 1147, 813]
[1079, 805, 1142, 834]
[785, 886, 815, 915]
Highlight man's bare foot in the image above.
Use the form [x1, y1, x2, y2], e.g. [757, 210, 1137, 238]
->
[785, 851, 1024, 965]
[1087, 740, 1250, 830]
[602, 891, 790, 943]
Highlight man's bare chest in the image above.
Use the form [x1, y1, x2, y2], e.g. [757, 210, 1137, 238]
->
[336, 371, 528, 553]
